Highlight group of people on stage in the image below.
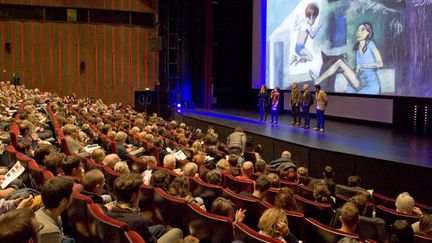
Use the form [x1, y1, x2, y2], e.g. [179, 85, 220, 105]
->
[258, 83, 328, 132]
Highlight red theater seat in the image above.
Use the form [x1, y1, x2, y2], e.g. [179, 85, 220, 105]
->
[294, 194, 334, 225]
[305, 217, 360, 243]
[124, 231, 146, 243]
[234, 222, 283, 243]
[414, 233, 432, 243]
[67, 192, 94, 243]
[223, 188, 261, 230]
[86, 203, 129, 243]
[187, 203, 234, 242]
[375, 205, 419, 226]
[190, 177, 223, 210]
[153, 188, 189, 232]
[223, 173, 254, 194]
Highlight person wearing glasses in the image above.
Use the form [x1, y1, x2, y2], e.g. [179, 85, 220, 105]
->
[0, 208, 43, 242]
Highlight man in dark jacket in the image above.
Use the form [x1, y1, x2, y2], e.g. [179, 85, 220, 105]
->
[268, 151, 297, 172]
[301, 84, 314, 129]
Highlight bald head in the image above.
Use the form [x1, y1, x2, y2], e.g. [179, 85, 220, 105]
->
[282, 151, 291, 159]
[163, 154, 176, 170]
[183, 162, 198, 177]
[242, 161, 254, 178]
[103, 154, 121, 169]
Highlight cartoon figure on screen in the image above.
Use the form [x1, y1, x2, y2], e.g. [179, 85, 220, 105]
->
[290, 3, 323, 66]
[310, 23, 384, 94]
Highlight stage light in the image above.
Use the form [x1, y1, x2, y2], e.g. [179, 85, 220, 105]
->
[176, 103, 182, 108]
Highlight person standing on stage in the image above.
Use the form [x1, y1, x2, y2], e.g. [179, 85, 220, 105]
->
[258, 84, 270, 122]
[269, 87, 280, 124]
[313, 84, 328, 132]
[301, 84, 313, 129]
[289, 82, 301, 126]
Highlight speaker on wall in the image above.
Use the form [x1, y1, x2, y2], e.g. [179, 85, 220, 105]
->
[80, 61, 86, 72]
[4, 42, 11, 53]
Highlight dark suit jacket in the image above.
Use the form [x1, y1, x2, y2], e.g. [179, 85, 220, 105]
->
[116, 143, 132, 161]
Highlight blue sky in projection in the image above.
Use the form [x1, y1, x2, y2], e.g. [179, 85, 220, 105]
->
[266, 0, 301, 39]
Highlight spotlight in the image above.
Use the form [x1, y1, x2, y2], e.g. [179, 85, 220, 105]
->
[176, 103, 182, 108]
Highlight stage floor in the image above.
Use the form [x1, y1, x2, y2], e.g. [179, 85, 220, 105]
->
[178, 108, 432, 169]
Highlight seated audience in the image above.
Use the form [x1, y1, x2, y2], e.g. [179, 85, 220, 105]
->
[35, 177, 74, 243]
[0, 208, 42, 242]
[114, 161, 130, 174]
[338, 202, 359, 235]
[296, 166, 310, 185]
[44, 152, 65, 176]
[240, 175, 271, 200]
[182, 162, 198, 178]
[107, 173, 183, 243]
[102, 153, 121, 169]
[387, 219, 414, 243]
[205, 169, 222, 186]
[258, 208, 298, 242]
[274, 187, 298, 212]
[255, 159, 267, 174]
[62, 155, 85, 181]
[267, 173, 281, 188]
[395, 192, 422, 215]
[63, 124, 87, 156]
[322, 165, 336, 195]
[210, 197, 245, 223]
[90, 148, 105, 164]
[81, 169, 111, 207]
[412, 214, 432, 235]
[149, 170, 171, 191]
[313, 181, 333, 205]
[0, 194, 33, 215]
[115, 131, 132, 161]
[236, 161, 255, 182]
[268, 151, 296, 172]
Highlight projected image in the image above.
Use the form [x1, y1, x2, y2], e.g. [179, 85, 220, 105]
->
[265, 0, 432, 97]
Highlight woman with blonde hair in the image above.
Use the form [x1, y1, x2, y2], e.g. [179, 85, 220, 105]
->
[258, 208, 299, 242]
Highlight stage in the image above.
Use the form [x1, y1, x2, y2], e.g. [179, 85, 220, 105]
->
[173, 108, 432, 204]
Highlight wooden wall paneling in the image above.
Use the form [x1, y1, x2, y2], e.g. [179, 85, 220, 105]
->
[4, 21, 12, 82]
[120, 24, 125, 106]
[60, 22, 69, 96]
[86, 24, 96, 99]
[134, 26, 140, 90]
[14, 21, 23, 82]
[50, 23, 60, 94]
[113, 25, 122, 104]
[102, 24, 109, 103]
[68, 23, 78, 96]
[39, 22, 48, 91]
[95, 24, 104, 101]
[144, 28, 149, 88]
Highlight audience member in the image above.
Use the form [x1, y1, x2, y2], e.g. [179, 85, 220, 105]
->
[114, 161, 130, 174]
[35, 177, 74, 243]
[226, 127, 246, 156]
[323, 165, 336, 195]
[267, 173, 280, 188]
[62, 155, 85, 181]
[258, 208, 298, 242]
[240, 175, 270, 200]
[236, 161, 254, 182]
[210, 197, 245, 223]
[412, 214, 432, 235]
[0, 208, 42, 242]
[90, 148, 105, 164]
[274, 187, 298, 212]
[268, 151, 296, 172]
[205, 169, 222, 186]
[387, 219, 414, 243]
[338, 202, 359, 234]
[255, 159, 267, 173]
[107, 173, 183, 243]
[395, 192, 422, 215]
[102, 153, 121, 169]
[149, 170, 171, 191]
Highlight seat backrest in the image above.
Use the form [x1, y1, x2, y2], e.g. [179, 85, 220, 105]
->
[375, 205, 419, 226]
[102, 166, 121, 193]
[138, 184, 154, 215]
[187, 203, 234, 243]
[223, 173, 254, 194]
[28, 160, 47, 191]
[86, 203, 129, 243]
[234, 222, 283, 243]
[124, 231, 146, 243]
[5, 145, 17, 167]
[262, 188, 279, 205]
[280, 180, 298, 193]
[298, 184, 315, 200]
[153, 188, 189, 232]
[373, 192, 396, 209]
[191, 177, 223, 210]
[223, 188, 261, 230]
[356, 216, 388, 242]
[335, 184, 366, 199]
[295, 194, 334, 225]
[414, 233, 432, 243]
[305, 217, 360, 243]
[67, 192, 94, 243]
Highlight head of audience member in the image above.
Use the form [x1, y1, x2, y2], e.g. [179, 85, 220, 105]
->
[255, 159, 267, 173]
[211, 197, 236, 220]
[387, 219, 414, 243]
[149, 170, 170, 191]
[114, 161, 130, 174]
[339, 202, 359, 234]
[112, 173, 143, 207]
[281, 151, 292, 160]
[228, 154, 240, 168]
[63, 124, 80, 139]
[160, 153, 175, 168]
[258, 208, 289, 239]
[241, 161, 254, 179]
[115, 131, 128, 144]
[323, 165, 334, 179]
[107, 131, 116, 141]
[297, 167, 308, 177]
[419, 214, 432, 235]
[254, 144, 264, 155]
[254, 175, 271, 199]
[0, 208, 41, 243]
[395, 192, 415, 214]
[313, 181, 332, 203]
[182, 162, 198, 177]
[44, 151, 65, 176]
[82, 169, 105, 196]
[267, 173, 280, 188]
[62, 155, 85, 180]
[347, 175, 362, 187]
[168, 176, 191, 198]
[234, 127, 243, 133]
[337, 237, 360, 243]
[282, 171, 298, 182]
[41, 177, 74, 213]
[192, 153, 206, 167]
[33, 144, 55, 164]
[216, 158, 229, 170]
[349, 194, 369, 216]
[205, 169, 222, 186]
[90, 148, 106, 164]
[274, 187, 297, 212]
[102, 154, 121, 169]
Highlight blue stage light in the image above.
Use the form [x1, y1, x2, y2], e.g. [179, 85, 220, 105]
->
[177, 103, 182, 108]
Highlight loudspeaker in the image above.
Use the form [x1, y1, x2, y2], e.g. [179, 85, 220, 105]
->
[80, 61, 86, 72]
[135, 90, 155, 114]
[4, 42, 11, 53]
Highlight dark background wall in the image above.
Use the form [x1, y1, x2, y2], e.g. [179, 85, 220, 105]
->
[0, 0, 159, 106]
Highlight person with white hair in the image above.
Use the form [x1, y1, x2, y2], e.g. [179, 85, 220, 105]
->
[115, 131, 133, 161]
[395, 192, 422, 215]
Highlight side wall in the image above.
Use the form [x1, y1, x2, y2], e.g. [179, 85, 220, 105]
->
[0, 0, 159, 106]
